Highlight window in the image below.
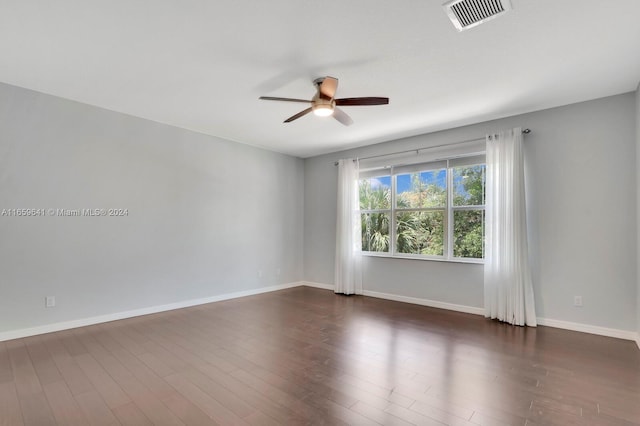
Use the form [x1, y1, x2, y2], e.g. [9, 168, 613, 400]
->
[359, 176, 391, 253]
[358, 156, 485, 261]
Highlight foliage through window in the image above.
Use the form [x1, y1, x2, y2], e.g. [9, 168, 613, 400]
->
[358, 157, 485, 261]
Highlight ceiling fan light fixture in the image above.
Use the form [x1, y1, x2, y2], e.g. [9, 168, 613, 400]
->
[312, 103, 334, 117]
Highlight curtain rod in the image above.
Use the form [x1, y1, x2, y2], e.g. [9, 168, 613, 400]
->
[334, 128, 531, 166]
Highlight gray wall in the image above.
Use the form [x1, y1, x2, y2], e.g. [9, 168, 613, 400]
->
[637, 83, 640, 341]
[0, 82, 304, 335]
[305, 93, 637, 332]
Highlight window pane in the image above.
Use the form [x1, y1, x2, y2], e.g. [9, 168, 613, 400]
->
[361, 213, 390, 252]
[396, 211, 444, 256]
[359, 176, 391, 210]
[453, 210, 484, 258]
[396, 170, 446, 208]
[453, 165, 485, 206]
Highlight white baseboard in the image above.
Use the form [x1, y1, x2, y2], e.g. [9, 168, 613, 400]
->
[300, 282, 639, 345]
[300, 281, 335, 291]
[301, 282, 485, 317]
[362, 289, 486, 316]
[536, 317, 637, 342]
[0, 282, 302, 342]
[301, 282, 485, 316]
[301, 281, 484, 315]
[302, 282, 485, 316]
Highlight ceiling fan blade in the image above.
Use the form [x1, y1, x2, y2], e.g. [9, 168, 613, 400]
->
[319, 77, 338, 99]
[284, 107, 313, 123]
[259, 96, 311, 103]
[335, 97, 389, 106]
[333, 107, 353, 126]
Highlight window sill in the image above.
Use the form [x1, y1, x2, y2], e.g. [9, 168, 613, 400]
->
[361, 252, 484, 265]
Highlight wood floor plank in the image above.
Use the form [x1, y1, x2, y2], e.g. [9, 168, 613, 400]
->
[24, 336, 63, 386]
[58, 330, 88, 356]
[42, 380, 90, 426]
[136, 351, 177, 378]
[6, 339, 43, 396]
[599, 403, 640, 425]
[72, 329, 132, 382]
[164, 373, 249, 425]
[138, 339, 188, 374]
[193, 331, 370, 412]
[349, 400, 415, 426]
[73, 353, 131, 409]
[0, 341, 14, 384]
[189, 359, 309, 425]
[407, 392, 475, 421]
[469, 410, 524, 426]
[100, 324, 147, 356]
[384, 403, 447, 426]
[299, 395, 379, 426]
[425, 382, 534, 418]
[111, 402, 152, 426]
[161, 392, 219, 426]
[121, 387, 187, 426]
[0, 381, 24, 426]
[74, 390, 120, 426]
[243, 411, 281, 426]
[18, 391, 56, 426]
[180, 369, 255, 418]
[408, 399, 475, 426]
[146, 314, 242, 374]
[336, 372, 418, 407]
[228, 368, 350, 425]
[109, 348, 175, 399]
[195, 316, 418, 412]
[73, 328, 187, 426]
[42, 333, 95, 396]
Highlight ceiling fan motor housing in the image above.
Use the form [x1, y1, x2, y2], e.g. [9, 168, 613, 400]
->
[311, 97, 335, 116]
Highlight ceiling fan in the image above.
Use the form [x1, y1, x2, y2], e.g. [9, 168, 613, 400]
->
[259, 76, 389, 126]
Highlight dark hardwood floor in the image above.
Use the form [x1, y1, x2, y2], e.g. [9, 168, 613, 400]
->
[1, 286, 639, 425]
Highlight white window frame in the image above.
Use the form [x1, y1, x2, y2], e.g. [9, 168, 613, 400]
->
[358, 155, 485, 264]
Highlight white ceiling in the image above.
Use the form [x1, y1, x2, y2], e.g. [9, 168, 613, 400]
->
[1, 1, 639, 158]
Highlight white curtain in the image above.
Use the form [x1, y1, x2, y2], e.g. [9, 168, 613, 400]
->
[335, 158, 363, 295]
[484, 127, 537, 326]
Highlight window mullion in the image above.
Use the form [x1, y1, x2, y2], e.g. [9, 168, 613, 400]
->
[391, 174, 397, 255]
[446, 162, 453, 260]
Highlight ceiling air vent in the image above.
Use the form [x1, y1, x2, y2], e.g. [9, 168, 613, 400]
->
[443, 0, 512, 31]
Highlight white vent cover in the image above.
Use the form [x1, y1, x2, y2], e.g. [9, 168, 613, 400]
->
[443, 0, 512, 31]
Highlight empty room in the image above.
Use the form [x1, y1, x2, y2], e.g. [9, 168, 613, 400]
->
[1, 0, 640, 425]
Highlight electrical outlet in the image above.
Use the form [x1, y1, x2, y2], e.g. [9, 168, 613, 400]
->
[45, 296, 56, 308]
[257, 270, 263, 278]
[573, 296, 583, 307]
[276, 268, 281, 277]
